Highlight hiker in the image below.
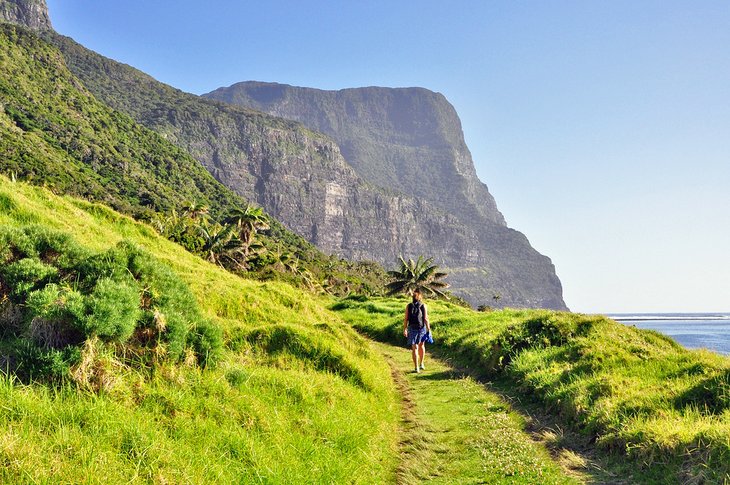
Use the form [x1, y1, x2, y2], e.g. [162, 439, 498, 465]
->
[403, 289, 431, 373]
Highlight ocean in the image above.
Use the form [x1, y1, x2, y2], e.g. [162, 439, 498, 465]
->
[608, 313, 730, 355]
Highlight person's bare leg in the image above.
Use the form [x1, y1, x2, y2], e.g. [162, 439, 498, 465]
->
[418, 342, 426, 369]
[411, 344, 419, 371]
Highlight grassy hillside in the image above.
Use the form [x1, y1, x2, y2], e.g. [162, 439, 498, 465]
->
[0, 176, 400, 483]
[0, 23, 386, 294]
[334, 297, 730, 483]
[0, 23, 242, 220]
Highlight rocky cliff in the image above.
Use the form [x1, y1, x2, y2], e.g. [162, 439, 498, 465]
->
[205, 83, 506, 228]
[204, 82, 567, 309]
[0, 0, 51, 30]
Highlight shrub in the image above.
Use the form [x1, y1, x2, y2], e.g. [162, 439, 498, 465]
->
[0, 225, 222, 382]
[0, 226, 36, 263]
[188, 319, 223, 368]
[2, 258, 58, 297]
[25, 284, 85, 348]
[83, 278, 141, 342]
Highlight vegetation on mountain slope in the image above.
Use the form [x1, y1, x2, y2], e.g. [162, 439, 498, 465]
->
[0, 23, 386, 296]
[333, 297, 730, 483]
[0, 23, 237, 220]
[42, 30, 567, 310]
[0, 177, 400, 483]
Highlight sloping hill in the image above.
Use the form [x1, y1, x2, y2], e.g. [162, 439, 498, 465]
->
[0, 23, 240, 220]
[0, 176, 400, 483]
[334, 297, 730, 483]
[0, 23, 388, 294]
[42, 30, 566, 310]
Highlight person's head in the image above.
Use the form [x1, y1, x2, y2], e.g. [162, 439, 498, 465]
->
[412, 289, 423, 302]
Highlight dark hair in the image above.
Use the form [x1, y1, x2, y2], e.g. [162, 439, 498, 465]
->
[412, 289, 423, 302]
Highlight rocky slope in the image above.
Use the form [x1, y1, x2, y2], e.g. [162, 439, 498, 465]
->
[5, 0, 566, 308]
[205, 82, 506, 228]
[204, 82, 567, 309]
[0, 0, 50, 30]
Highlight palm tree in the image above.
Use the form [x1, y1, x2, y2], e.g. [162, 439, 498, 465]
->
[270, 243, 299, 274]
[197, 222, 242, 267]
[386, 255, 449, 298]
[226, 205, 269, 246]
[182, 201, 210, 222]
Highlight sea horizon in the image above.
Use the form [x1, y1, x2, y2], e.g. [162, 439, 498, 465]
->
[606, 312, 730, 355]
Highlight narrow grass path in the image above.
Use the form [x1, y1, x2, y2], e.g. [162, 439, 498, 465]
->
[373, 341, 580, 484]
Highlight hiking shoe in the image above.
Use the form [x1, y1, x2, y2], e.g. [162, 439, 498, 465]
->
[419, 364, 425, 371]
[414, 367, 420, 374]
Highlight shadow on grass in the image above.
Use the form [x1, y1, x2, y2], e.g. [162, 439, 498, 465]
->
[422, 345, 635, 485]
[416, 370, 464, 381]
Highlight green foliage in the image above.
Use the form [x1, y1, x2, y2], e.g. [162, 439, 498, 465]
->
[334, 297, 730, 483]
[187, 319, 223, 368]
[0, 179, 400, 483]
[0, 224, 221, 381]
[386, 255, 449, 297]
[83, 278, 140, 342]
[2, 257, 57, 296]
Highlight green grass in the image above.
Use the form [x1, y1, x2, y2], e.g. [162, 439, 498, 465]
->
[333, 296, 730, 484]
[373, 341, 575, 484]
[0, 177, 400, 483]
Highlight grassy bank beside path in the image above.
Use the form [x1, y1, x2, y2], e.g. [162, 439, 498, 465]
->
[333, 296, 730, 484]
[0, 178, 400, 483]
[373, 341, 576, 484]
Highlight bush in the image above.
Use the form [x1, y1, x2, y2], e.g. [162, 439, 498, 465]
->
[0, 225, 222, 382]
[83, 278, 141, 342]
[188, 320, 223, 368]
[2, 258, 58, 297]
[25, 283, 85, 348]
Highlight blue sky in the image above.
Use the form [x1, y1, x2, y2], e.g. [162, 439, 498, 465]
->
[46, 1, 730, 312]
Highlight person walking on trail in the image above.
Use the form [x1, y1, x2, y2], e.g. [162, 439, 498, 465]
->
[403, 289, 431, 373]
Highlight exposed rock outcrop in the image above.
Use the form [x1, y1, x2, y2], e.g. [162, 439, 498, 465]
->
[0, 0, 52, 30]
[205, 82, 567, 309]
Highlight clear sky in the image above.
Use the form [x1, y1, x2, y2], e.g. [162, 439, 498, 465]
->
[45, 0, 730, 313]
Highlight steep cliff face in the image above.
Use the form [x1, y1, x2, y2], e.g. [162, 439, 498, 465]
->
[205, 83, 506, 228]
[45, 32, 566, 309]
[0, 0, 51, 30]
[204, 82, 567, 309]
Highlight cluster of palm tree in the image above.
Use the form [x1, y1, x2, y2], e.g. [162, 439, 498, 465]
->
[150, 202, 410, 299]
[150, 202, 270, 270]
[386, 255, 449, 298]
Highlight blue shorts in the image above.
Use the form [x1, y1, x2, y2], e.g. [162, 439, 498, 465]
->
[407, 326, 428, 345]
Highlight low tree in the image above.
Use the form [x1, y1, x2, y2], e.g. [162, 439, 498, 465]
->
[386, 255, 449, 298]
[226, 205, 269, 247]
[197, 222, 242, 267]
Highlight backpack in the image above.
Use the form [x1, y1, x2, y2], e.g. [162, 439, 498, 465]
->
[408, 301, 425, 329]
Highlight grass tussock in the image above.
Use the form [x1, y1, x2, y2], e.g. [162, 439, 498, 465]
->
[0, 177, 400, 483]
[334, 296, 730, 483]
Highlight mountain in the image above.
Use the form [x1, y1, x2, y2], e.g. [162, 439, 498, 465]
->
[0, 0, 50, 31]
[41, 36, 565, 309]
[204, 82, 567, 309]
[0, 23, 240, 219]
[4, 0, 565, 308]
[205, 83, 506, 228]
[0, 22, 390, 294]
